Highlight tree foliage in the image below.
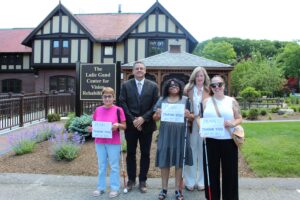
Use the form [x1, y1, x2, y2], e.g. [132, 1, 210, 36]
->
[231, 53, 286, 96]
[276, 42, 300, 78]
[201, 41, 236, 64]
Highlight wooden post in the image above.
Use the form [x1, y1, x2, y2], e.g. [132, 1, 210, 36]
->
[75, 61, 82, 117]
[116, 61, 121, 106]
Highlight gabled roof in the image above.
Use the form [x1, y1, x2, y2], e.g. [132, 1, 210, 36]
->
[0, 29, 32, 53]
[122, 51, 232, 70]
[117, 1, 198, 45]
[75, 13, 142, 41]
[22, 3, 95, 46]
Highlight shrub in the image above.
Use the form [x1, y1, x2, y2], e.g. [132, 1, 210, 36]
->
[8, 131, 37, 155]
[247, 108, 259, 120]
[290, 106, 297, 112]
[35, 125, 63, 143]
[50, 132, 84, 161]
[47, 113, 61, 122]
[64, 112, 76, 130]
[271, 107, 279, 113]
[240, 87, 261, 103]
[268, 113, 272, 120]
[69, 114, 92, 138]
[12, 140, 36, 155]
[241, 110, 248, 118]
[260, 109, 267, 116]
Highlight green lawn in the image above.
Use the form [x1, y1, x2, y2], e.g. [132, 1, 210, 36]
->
[242, 122, 300, 177]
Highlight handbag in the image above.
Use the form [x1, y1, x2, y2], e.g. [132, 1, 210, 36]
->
[196, 102, 203, 128]
[211, 97, 245, 149]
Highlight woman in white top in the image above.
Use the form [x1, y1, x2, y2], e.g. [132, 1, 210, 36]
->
[183, 67, 210, 191]
[202, 75, 242, 200]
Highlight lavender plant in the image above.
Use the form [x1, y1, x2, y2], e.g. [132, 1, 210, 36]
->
[8, 131, 37, 155]
[35, 124, 63, 143]
[49, 131, 84, 161]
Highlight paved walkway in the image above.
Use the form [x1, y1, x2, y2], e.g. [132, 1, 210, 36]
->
[0, 173, 299, 200]
[1, 120, 300, 200]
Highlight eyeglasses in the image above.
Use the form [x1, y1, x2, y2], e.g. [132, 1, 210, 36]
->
[169, 84, 179, 89]
[102, 95, 113, 99]
[210, 82, 224, 88]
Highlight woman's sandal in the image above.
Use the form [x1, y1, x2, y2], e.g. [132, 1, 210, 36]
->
[158, 190, 167, 200]
[175, 190, 184, 200]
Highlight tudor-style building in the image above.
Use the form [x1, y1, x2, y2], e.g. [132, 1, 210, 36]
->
[0, 1, 232, 94]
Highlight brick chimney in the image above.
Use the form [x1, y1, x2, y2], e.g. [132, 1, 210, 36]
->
[169, 45, 181, 53]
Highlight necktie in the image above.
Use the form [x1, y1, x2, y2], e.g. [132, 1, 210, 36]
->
[137, 82, 142, 95]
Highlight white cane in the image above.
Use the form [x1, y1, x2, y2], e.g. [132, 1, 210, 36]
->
[180, 118, 188, 198]
[204, 138, 212, 200]
[120, 130, 128, 194]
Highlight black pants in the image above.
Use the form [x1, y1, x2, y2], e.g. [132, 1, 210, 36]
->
[125, 129, 153, 182]
[203, 138, 238, 200]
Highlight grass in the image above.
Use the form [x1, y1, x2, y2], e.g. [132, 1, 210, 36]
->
[242, 122, 300, 177]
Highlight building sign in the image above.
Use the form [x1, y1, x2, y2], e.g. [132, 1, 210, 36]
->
[80, 64, 116, 100]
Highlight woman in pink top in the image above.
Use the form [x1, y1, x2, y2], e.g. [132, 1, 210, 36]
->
[89, 87, 126, 198]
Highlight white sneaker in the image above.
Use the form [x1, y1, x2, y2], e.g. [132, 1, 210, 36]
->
[109, 191, 120, 198]
[93, 190, 104, 197]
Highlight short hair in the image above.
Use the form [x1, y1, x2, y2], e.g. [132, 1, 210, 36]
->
[133, 61, 146, 69]
[101, 87, 115, 96]
[162, 78, 184, 99]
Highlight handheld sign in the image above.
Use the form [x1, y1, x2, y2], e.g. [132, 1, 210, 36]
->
[200, 118, 225, 138]
[92, 121, 112, 138]
[161, 103, 185, 123]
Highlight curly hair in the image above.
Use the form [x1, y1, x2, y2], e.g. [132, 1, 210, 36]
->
[162, 78, 184, 100]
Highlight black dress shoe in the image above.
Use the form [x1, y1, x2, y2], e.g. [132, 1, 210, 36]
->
[139, 181, 147, 193]
[127, 180, 135, 191]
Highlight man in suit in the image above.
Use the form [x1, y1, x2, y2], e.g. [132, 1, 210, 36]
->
[119, 61, 159, 193]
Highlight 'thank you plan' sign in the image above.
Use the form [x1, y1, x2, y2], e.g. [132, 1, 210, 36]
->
[80, 64, 116, 100]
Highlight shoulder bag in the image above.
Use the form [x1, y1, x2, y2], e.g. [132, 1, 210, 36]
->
[211, 97, 245, 149]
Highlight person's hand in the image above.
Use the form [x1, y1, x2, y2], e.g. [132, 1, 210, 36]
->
[133, 117, 144, 130]
[112, 123, 119, 131]
[87, 126, 92, 133]
[184, 109, 191, 118]
[224, 120, 235, 128]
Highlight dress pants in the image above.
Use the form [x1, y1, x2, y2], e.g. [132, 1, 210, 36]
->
[203, 138, 238, 200]
[125, 128, 153, 182]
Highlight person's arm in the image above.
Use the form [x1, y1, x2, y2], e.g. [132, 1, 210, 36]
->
[119, 83, 135, 122]
[141, 84, 159, 122]
[225, 98, 243, 128]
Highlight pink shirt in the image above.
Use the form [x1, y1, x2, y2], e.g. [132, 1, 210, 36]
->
[92, 105, 126, 144]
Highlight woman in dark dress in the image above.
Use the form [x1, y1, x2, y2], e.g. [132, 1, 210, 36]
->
[153, 78, 194, 200]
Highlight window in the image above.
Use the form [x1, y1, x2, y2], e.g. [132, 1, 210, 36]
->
[104, 46, 113, 56]
[62, 40, 70, 57]
[148, 39, 166, 56]
[0, 54, 22, 67]
[52, 40, 60, 57]
[52, 40, 70, 57]
[50, 76, 75, 92]
[2, 79, 22, 93]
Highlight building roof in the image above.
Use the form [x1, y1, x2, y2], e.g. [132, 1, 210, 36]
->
[122, 50, 232, 70]
[0, 29, 32, 53]
[75, 13, 142, 41]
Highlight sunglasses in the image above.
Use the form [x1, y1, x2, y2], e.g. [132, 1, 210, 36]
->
[102, 95, 113, 99]
[210, 82, 224, 88]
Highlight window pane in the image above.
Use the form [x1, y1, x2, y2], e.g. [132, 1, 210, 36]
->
[53, 40, 60, 56]
[104, 46, 113, 56]
[148, 40, 165, 56]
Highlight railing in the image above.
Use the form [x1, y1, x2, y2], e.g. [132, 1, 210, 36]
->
[238, 98, 284, 110]
[0, 92, 76, 131]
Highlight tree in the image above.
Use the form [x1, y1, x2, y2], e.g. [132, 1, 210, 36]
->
[231, 52, 286, 96]
[199, 41, 237, 64]
[276, 42, 300, 91]
[240, 87, 261, 109]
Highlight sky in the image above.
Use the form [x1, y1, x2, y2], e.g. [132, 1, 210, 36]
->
[0, 0, 299, 43]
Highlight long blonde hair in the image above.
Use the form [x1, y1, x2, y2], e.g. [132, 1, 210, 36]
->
[184, 66, 210, 95]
